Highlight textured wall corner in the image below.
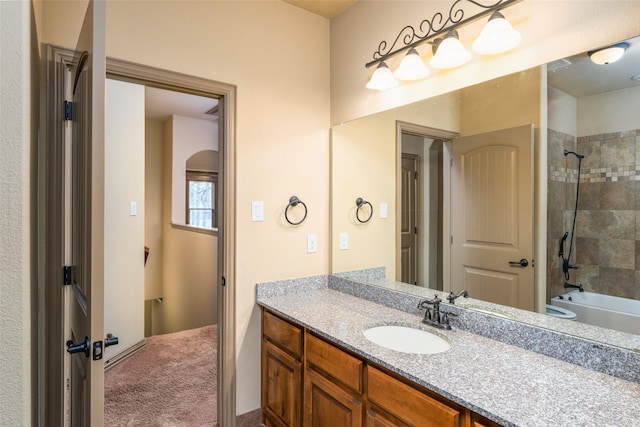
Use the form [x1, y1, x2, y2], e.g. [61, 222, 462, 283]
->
[0, 1, 33, 425]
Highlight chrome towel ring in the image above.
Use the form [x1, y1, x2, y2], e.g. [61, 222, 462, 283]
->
[285, 196, 307, 225]
[355, 197, 373, 223]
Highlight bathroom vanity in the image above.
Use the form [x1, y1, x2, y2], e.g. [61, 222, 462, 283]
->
[257, 276, 640, 427]
[262, 309, 499, 427]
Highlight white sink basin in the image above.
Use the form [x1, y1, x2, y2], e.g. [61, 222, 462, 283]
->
[363, 325, 450, 354]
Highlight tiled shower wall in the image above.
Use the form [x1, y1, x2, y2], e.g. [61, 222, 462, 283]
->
[547, 128, 640, 301]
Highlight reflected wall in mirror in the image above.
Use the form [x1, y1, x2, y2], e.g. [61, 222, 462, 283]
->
[331, 35, 640, 342]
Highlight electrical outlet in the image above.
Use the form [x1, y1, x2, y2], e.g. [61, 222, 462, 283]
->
[339, 232, 348, 250]
[307, 234, 318, 253]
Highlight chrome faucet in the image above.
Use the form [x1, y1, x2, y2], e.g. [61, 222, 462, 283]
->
[564, 281, 584, 292]
[447, 289, 469, 304]
[417, 295, 457, 330]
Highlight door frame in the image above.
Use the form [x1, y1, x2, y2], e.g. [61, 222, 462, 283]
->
[39, 46, 237, 426]
[395, 121, 458, 291]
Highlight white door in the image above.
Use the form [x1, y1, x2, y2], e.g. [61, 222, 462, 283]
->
[65, 1, 107, 425]
[451, 125, 534, 310]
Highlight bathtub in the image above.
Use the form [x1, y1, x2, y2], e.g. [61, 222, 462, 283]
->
[550, 291, 640, 335]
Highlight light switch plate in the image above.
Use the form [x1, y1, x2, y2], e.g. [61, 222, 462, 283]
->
[251, 201, 264, 222]
[339, 232, 348, 250]
[380, 202, 388, 219]
[130, 201, 137, 216]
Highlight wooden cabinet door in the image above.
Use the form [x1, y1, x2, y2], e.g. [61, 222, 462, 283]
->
[262, 341, 302, 427]
[304, 368, 363, 427]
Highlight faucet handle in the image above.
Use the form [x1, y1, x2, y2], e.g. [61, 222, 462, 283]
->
[441, 311, 458, 330]
[417, 299, 430, 310]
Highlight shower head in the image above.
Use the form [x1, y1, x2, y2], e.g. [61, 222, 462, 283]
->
[564, 149, 585, 159]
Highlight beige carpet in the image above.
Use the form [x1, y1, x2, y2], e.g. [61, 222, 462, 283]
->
[105, 325, 217, 426]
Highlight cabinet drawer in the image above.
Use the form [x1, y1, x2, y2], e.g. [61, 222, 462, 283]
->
[306, 333, 364, 393]
[367, 366, 463, 427]
[263, 310, 303, 358]
[472, 413, 504, 427]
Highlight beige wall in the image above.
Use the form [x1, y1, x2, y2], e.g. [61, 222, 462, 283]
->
[4, 0, 636, 422]
[170, 115, 218, 225]
[548, 85, 640, 138]
[0, 1, 37, 425]
[104, 79, 146, 360]
[459, 67, 542, 136]
[578, 85, 640, 136]
[152, 116, 217, 335]
[548, 86, 578, 137]
[331, 91, 460, 277]
[331, 0, 640, 125]
[37, 0, 330, 414]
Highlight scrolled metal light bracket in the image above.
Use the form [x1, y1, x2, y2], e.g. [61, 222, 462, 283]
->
[365, 0, 523, 69]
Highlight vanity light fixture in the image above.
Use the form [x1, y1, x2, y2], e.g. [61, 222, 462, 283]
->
[588, 42, 629, 65]
[471, 11, 522, 54]
[365, 0, 524, 90]
[430, 30, 472, 69]
[366, 61, 400, 91]
[393, 48, 430, 80]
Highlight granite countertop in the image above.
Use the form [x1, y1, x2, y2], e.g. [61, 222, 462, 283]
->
[257, 285, 640, 427]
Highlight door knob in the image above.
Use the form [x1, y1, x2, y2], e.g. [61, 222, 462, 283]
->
[66, 336, 91, 357]
[105, 333, 119, 348]
[508, 258, 529, 267]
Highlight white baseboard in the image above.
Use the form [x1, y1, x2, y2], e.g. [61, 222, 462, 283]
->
[104, 339, 147, 370]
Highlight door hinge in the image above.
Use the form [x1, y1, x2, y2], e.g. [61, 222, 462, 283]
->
[450, 158, 453, 167]
[221, 276, 226, 287]
[450, 236, 453, 245]
[63, 266, 72, 286]
[64, 101, 72, 121]
[414, 226, 418, 234]
[414, 171, 418, 180]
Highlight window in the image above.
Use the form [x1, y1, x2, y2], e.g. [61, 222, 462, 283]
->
[186, 170, 218, 229]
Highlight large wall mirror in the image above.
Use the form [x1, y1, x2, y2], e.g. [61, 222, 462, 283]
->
[331, 35, 640, 350]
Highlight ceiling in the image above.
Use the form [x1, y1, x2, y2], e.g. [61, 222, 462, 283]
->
[145, 87, 218, 122]
[281, 0, 357, 18]
[547, 36, 640, 98]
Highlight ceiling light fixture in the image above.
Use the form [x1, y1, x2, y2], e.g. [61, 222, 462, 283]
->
[365, 0, 524, 90]
[588, 43, 629, 65]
